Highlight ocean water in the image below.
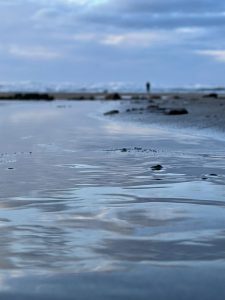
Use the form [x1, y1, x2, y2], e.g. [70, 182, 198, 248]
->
[0, 100, 225, 299]
[0, 81, 225, 93]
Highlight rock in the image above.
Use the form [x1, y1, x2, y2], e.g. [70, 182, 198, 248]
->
[164, 108, 188, 115]
[121, 148, 128, 152]
[203, 93, 218, 99]
[209, 173, 218, 177]
[151, 164, 163, 171]
[104, 110, 119, 116]
[105, 93, 121, 100]
[15, 93, 54, 100]
[0, 93, 54, 100]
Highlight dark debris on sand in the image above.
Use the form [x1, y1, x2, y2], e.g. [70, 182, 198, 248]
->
[151, 164, 163, 171]
[104, 110, 120, 116]
[0, 93, 54, 101]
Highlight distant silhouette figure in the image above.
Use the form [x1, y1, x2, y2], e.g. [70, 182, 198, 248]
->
[146, 82, 151, 93]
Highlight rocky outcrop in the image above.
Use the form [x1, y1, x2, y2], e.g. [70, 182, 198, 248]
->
[105, 93, 121, 100]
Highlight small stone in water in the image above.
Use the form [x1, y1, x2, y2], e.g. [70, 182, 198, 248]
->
[151, 164, 163, 171]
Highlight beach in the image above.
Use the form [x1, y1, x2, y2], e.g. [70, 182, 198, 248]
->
[1, 90, 224, 132]
[0, 95, 225, 299]
[101, 92, 225, 133]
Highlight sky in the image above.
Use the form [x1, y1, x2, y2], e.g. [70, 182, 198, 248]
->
[0, 0, 225, 88]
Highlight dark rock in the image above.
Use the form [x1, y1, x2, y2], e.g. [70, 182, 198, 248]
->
[209, 173, 218, 177]
[8, 167, 14, 170]
[151, 164, 163, 171]
[15, 93, 54, 100]
[0, 93, 54, 100]
[164, 108, 188, 115]
[203, 93, 218, 99]
[105, 93, 121, 100]
[121, 148, 128, 152]
[104, 110, 119, 116]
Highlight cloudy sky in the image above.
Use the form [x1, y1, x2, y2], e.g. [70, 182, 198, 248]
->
[0, 0, 225, 87]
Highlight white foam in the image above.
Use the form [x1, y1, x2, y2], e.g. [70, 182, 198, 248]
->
[0, 81, 225, 94]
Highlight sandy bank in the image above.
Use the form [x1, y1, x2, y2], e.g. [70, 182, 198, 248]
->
[1, 91, 225, 133]
[106, 93, 225, 134]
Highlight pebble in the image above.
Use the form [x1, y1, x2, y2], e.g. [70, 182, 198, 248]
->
[151, 164, 163, 171]
[104, 110, 119, 116]
[164, 108, 188, 115]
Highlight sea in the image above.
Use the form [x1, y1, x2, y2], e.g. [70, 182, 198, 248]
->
[0, 81, 225, 94]
[0, 85, 225, 299]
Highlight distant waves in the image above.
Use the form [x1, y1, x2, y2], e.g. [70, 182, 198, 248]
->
[0, 81, 225, 94]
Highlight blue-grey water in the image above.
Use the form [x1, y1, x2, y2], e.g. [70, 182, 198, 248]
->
[0, 100, 225, 299]
[0, 81, 225, 94]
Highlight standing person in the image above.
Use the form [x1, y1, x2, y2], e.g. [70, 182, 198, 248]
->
[146, 81, 151, 93]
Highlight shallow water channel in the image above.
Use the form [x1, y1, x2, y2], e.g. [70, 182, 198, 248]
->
[0, 100, 225, 299]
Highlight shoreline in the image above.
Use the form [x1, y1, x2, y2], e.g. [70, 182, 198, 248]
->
[0, 91, 224, 100]
[102, 93, 225, 135]
[1, 90, 224, 135]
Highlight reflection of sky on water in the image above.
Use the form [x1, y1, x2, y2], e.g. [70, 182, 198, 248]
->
[0, 100, 225, 299]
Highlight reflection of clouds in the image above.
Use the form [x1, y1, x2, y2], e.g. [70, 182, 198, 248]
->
[9, 109, 61, 123]
[104, 122, 163, 136]
[58, 210, 133, 235]
[0, 181, 225, 271]
[0, 271, 25, 292]
[94, 230, 225, 262]
[103, 120, 212, 147]
[125, 181, 225, 202]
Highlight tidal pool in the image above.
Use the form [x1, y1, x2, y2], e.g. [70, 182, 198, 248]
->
[0, 100, 225, 299]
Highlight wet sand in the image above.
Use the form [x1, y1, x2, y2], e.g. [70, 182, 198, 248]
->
[1, 90, 224, 132]
[0, 99, 225, 299]
[104, 93, 225, 133]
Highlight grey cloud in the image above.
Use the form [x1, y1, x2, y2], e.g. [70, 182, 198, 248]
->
[0, 0, 224, 85]
[80, 11, 225, 31]
[102, 0, 225, 14]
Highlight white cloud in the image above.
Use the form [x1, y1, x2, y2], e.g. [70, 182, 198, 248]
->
[67, 30, 176, 47]
[9, 46, 62, 60]
[101, 32, 163, 46]
[101, 28, 205, 47]
[196, 50, 225, 62]
[63, 31, 164, 46]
